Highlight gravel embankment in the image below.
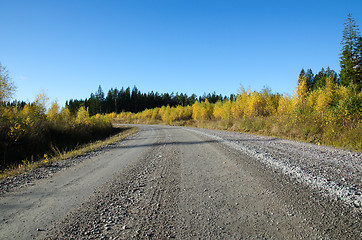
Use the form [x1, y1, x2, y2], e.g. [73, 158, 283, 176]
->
[186, 127, 362, 211]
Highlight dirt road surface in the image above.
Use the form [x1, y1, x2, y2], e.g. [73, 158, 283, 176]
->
[0, 125, 361, 239]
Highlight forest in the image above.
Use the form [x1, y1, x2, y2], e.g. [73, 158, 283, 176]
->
[64, 86, 228, 116]
[0, 15, 361, 171]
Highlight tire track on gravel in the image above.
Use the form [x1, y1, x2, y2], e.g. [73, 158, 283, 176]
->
[0, 126, 157, 240]
[2, 125, 361, 239]
[42, 127, 182, 239]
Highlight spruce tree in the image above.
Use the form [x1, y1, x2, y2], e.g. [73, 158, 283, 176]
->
[314, 68, 326, 89]
[95, 85, 105, 114]
[356, 32, 362, 87]
[303, 69, 314, 90]
[298, 68, 306, 81]
[340, 14, 362, 89]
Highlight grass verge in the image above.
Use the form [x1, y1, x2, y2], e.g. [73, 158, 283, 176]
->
[0, 125, 138, 180]
[182, 118, 361, 152]
[116, 118, 361, 152]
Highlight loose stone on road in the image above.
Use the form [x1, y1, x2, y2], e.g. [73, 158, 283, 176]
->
[0, 125, 361, 239]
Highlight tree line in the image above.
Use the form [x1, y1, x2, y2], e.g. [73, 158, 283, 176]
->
[66, 86, 232, 116]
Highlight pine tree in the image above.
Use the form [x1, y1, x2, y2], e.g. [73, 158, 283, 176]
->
[325, 67, 339, 85]
[298, 68, 306, 84]
[356, 32, 362, 87]
[88, 93, 97, 116]
[340, 14, 362, 89]
[305, 69, 314, 90]
[113, 88, 119, 113]
[314, 68, 326, 89]
[298, 68, 314, 90]
[95, 85, 105, 114]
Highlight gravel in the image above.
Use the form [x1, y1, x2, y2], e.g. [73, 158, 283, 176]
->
[0, 144, 116, 197]
[1, 125, 361, 239]
[185, 127, 362, 211]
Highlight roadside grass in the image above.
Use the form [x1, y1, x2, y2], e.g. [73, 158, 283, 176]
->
[115, 116, 361, 152]
[0, 126, 138, 180]
[178, 117, 361, 152]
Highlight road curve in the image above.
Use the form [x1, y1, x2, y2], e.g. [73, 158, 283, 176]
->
[0, 124, 361, 239]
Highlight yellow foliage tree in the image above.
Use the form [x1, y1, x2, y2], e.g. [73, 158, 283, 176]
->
[0, 62, 16, 103]
[200, 99, 214, 120]
[192, 99, 214, 121]
[192, 101, 201, 120]
[232, 89, 249, 119]
[295, 76, 309, 109]
[314, 89, 333, 114]
[160, 105, 173, 124]
[244, 91, 265, 118]
[34, 91, 49, 117]
[59, 107, 72, 123]
[277, 95, 294, 115]
[47, 101, 60, 122]
[213, 100, 232, 120]
[151, 108, 160, 121]
[75, 106, 90, 125]
[213, 100, 223, 120]
[21, 104, 33, 118]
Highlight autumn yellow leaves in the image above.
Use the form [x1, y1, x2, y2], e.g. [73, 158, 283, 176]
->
[114, 82, 361, 151]
[1, 96, 113, 170]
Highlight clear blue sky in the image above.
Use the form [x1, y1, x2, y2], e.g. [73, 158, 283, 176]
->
[1, 0, 362, 106]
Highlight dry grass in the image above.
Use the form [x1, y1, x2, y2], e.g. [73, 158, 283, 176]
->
[183, 118, 361, 152]
[0, 126, 138, 180]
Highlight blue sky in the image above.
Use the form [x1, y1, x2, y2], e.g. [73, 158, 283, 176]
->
[1, 0, 362, 106]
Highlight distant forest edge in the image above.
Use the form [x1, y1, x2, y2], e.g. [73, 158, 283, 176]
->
[61, 62, 344, 116]
[67, 65, 342, 116]
[67, 86, 230, 116]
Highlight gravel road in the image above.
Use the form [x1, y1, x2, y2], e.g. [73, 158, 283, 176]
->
[0, 124, 361, 239]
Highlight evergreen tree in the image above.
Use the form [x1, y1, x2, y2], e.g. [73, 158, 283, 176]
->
[65, 85, 228, 114]
[340, 14, 362, 89]
[66, 99, 84, 115]
[356, 31, 362, 87]
[124, 87, 131, 112]
[88, 93, 97, 116]
[131, 86, 139, 112]
[298, 68, 306, 83]
[105, 89, 114, 113]
[325, 67, 339, 85]
[298, 68, 313, 91]
[314, 68, 326, 89]
[113, 88, 119, 113]
[95, 85, 105, 114]
[305, 69, 314, 90]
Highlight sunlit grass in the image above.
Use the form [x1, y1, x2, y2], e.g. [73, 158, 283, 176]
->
[113, 82, 361, 152]
[0, 126, 138, 180]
